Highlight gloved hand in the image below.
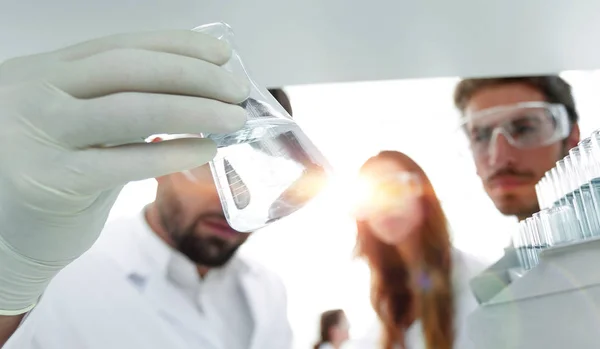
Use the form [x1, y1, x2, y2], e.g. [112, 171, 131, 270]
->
[0, 30, 250, 314]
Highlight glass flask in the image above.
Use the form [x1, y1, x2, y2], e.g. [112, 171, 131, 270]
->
[192, 22, 333, 232]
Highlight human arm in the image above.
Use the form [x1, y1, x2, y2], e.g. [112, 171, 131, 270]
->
[0, 28, 249, 344]
[0, 315, 23, 347]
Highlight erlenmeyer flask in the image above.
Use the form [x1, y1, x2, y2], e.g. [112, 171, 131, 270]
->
[192, 22, 332, 232]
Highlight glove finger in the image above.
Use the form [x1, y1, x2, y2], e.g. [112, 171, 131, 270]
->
[59, 92, 246, 147]
[56, 30, 232, 66]
[49, 48, 250, 102]
[72, 138, 217, 191]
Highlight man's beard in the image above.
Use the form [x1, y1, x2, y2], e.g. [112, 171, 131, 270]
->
[174, 228, 241, 267]
[159, 208, 242, 267]
[496, 144, 571, 220]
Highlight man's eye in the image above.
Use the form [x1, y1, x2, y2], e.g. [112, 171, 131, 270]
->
[470, 128, 491, 142]
[509, 118, 540, 136]
[513, 124, 537, 134]
[509, 115, 542, 134]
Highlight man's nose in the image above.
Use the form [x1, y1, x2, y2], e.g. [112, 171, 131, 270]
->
[488, 131, 517, 168]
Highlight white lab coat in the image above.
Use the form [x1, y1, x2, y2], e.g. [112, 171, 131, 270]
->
[4, 212, 292, 349]
[349, 249, 487, 349]
[318, 343, 335, 349]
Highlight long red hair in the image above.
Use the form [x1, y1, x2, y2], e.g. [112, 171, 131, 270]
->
[355, 151, 454, 349]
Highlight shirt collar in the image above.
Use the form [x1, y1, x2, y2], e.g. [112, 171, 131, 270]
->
[129, 206, 176, 278]
[121, 208, 257, 286]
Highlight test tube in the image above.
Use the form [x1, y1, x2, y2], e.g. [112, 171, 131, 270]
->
[564, 202, 584, 241]
[543, 170, 554, 207]
[556, 159, 572, 203]
[549, 168, 565, 208]
[563, 155, 592, 238]
[534, 210, 554, 247]
[552, 157, 584, 242]
[535, 172, 548, 210]
[579, 137, 600, 237]
[539, 208, 558, 246]
[544, 205, 577, 245]
[540, 174, 556, 209]
[520, 219, 539, 269]
[513, 221, 530, 270]
[570, 145, 599, 238]
[590, 132, 600, 225]
[532, 212, 551, 249]
[535, 182, 545, 210]
[544, 175, 556, 210]
[526, 216, 545, 268]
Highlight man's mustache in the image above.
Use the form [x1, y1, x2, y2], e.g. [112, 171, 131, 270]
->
[485, 168, 535, 182]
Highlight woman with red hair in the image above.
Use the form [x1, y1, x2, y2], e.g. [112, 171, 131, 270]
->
[353, 151, 485, 349]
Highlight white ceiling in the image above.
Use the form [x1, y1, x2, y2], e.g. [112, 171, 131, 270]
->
[2, 0, 600, 87]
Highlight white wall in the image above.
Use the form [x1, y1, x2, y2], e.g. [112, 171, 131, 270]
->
[107, 70, 600, 349]
[3, 1, 600, 87]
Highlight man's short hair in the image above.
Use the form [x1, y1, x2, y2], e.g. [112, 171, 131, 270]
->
[268, 88, 293, 116]
[453, 75, 578, 124]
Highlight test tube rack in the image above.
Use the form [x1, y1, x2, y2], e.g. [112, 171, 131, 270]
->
[467, 237, 600, 348]
[466, 130, 600, 348]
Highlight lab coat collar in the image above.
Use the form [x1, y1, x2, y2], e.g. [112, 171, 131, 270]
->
[130, 207, 174, 278]
[99, 210, 271, 348]
[115, 208, 260, 285]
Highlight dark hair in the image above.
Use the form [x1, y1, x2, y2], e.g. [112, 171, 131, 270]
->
[313, 309, 345, 349]
[355, 151, 454, 349]
[453, 75, 578, 124]
[268, 88, 293, 116]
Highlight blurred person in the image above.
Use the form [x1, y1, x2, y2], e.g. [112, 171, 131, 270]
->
[2, 90, 295, 349]
[269, 88, 293, 116]
[453, 76, 580, 303]
[352, 151, 486, 349]
[313, 309, 350, 349]
[454, 76, 580, 221]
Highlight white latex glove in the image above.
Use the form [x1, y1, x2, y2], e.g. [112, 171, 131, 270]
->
[0, 30, 250, 314]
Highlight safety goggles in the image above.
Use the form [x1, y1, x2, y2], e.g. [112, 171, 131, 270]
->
[351, 172, 423, 221]
[457, 102, 571, 158]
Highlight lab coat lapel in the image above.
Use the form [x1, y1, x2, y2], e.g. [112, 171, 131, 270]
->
[240, 270, 267, 349]
[142, 273, 221, 348]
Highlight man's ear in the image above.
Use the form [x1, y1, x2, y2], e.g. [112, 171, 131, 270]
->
[566, 123, 581, 150]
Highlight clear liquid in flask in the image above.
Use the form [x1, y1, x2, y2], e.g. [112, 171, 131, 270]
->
[207, 98, 331, 232]
[193, 22, 332, 232]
